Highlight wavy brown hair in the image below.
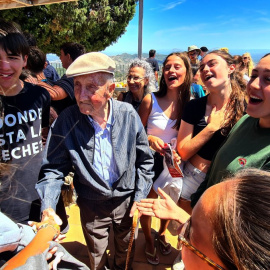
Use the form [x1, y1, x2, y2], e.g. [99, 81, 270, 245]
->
[212, 169, 270, 270]
[206, 50, 246, 135]
[156, 52, 192, 129]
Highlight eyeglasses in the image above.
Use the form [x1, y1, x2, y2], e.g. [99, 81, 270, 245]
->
[188, 52, 197, 56]
[179, 218, 225, 270]
[243, 57, 248, 60]
[126, 75, 145, 83]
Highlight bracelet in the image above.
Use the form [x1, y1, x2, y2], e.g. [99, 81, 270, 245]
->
[39, 223, 60, 240]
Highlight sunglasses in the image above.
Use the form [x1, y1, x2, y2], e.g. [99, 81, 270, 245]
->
[243, 57, 249, 60]
[179, 218, 225, 270]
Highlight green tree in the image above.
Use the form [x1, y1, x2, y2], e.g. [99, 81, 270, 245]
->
[0, 0, 137, 54]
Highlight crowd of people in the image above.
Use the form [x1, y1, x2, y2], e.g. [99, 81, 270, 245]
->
[0, 18, 270, 270]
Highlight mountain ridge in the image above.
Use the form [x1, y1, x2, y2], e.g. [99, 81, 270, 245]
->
[110, 53, 167, 66]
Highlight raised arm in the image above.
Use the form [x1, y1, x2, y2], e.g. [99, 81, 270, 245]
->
[37, 82, 68, 100]
[3, 218, 60, 270]
[177, 105, 225, 161]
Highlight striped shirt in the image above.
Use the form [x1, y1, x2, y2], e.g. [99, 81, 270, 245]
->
[88, 100, 119, 187]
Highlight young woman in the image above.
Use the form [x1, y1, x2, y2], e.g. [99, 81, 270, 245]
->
[240, 52, 254, 78]
[177, 50, 246, 214]
[137, 168, 270, 270]
[138, 52, 192, 265]
[117, 58, 156, 111]
[191, 53, 270, 207]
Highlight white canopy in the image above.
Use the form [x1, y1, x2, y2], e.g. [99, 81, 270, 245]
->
[0, 0, 77, 10]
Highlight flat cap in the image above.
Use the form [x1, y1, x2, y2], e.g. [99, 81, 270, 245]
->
[66, 52, 115, 78]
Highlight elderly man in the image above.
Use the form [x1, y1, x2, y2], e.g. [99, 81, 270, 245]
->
[36, 52, 154, 270]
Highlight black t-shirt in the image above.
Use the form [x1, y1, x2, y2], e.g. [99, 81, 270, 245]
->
[146, 58, 159, 72]
[122, 91, 143, 112]
[0, 82, 50, 222]
[181, 95, 226, 161]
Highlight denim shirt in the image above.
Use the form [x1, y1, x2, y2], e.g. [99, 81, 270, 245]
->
[36, 99, 154, 212]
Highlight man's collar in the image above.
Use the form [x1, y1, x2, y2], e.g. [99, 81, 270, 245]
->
[88, 99, 113, 126]
[107, 99, 113, 125]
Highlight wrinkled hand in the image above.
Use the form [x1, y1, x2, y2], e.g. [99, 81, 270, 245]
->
[129, 201, 142, 218]
[207, 105, 226, 132]
[137, 188, 179, 220]
[41, 208, 62, 225]
[148, 135, 165, 154]
[29, 208, 64, 241]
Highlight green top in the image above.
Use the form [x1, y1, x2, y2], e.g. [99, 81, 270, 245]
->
[191, 114, 270, 207]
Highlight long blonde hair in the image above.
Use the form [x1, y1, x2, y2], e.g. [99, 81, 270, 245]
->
[242, 52, 254, 77]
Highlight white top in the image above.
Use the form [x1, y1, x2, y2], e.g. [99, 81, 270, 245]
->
[147, 93, 178, 143]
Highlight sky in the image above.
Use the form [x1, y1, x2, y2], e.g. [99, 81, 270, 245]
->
[103, 0, 270, 56]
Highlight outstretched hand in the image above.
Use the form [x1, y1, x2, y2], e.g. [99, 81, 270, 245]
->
[41, 208, 63, 225]
[137, 188, 190, 224]
[137, 188, 182, 220]
[29, 208, 64, 241]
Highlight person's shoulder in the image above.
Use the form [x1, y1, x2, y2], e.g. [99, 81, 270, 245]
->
[59, 104, 80, 117]
[187, 95, 207, 106]
[113, 98, 134, 112]
[235, 114, 251, 126]
[229, 114, 251, 135]
[183, 96, 207, 120]
[23, 81, 50, 98]
[140, 93, 153, 106]
[54, 75, 73, 86]
[53, 105, 82, 127]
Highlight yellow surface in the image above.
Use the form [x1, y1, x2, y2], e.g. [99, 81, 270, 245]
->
[62, 204, 180, 269]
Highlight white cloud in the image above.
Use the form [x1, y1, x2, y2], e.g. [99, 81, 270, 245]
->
[219, 17, 247, 26]
[257, 17, 270, 23]
[149, 0, 186, 11]
[249, 9, 268, 16]
[163, 1, 186, 10]
[153, 23, 207, 36]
